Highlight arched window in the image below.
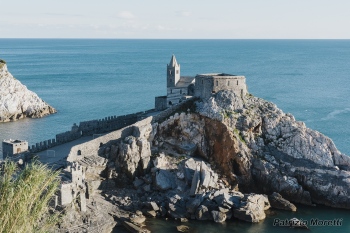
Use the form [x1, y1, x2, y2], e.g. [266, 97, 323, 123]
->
[77, 150, 81, 156]
[169, 101, 172, 105]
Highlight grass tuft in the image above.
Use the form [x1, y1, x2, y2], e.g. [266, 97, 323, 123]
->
[0, 160, 61, 233]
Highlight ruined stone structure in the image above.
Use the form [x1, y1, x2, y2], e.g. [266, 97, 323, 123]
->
[59, 162, 87, 212]
[155, 55, 248, 110]
[2, 139, 28, 159]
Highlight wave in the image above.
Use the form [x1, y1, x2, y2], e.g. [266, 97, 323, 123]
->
[321, 108, 350, 120]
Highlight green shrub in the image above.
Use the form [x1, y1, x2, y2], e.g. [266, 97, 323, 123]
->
[0, 160, 61, 233]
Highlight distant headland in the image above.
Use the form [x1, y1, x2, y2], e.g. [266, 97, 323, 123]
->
[0, 59, 56, 122]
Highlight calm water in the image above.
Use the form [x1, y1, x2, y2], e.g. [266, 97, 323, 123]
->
[1, 39, 350, 232]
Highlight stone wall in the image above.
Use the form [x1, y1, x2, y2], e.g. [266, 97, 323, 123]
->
[29, 110, 155, 153]
[195, 74, 248, 99]
[66, 117, 153, 162]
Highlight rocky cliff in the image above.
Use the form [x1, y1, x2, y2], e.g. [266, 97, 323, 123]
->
[56, 90, 350, 231]
[0, 60, 56, 122]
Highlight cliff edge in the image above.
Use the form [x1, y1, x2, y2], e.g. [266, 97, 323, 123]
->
[0, 60, 56, 122]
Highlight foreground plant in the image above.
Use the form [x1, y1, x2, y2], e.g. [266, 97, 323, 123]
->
[0, 160, 61, 233]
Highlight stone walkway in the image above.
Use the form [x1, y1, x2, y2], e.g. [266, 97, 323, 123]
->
[37, 136, 94, 167]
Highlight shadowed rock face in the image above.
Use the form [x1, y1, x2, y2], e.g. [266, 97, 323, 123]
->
[0, 62, 56, 122]
[156, 90, 350, 209]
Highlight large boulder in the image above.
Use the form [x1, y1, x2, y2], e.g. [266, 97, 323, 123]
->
[233, 194, 270, 223]
[268, 192, 297, 211]
[154, 170, 176, 191]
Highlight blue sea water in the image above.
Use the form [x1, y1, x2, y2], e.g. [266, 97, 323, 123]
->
[1, 39, 350, 232]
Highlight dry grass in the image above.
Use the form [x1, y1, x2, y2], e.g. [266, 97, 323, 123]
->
[0, 160, 61, 233]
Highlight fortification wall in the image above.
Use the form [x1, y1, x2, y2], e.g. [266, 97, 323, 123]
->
[195, 75, 248, 99]
[66, 117, 153, 162]
[29, 110, 155, 153]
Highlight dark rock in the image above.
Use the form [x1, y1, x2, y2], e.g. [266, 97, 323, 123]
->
[195, 205, 212, 221]
[133, 178, 145, 188]
[186, 196, 203, 214]
[268, 192, 297, 211]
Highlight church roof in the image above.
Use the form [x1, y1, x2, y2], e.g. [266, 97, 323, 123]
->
[175, 76, 195, 87]
[168, 54, 179, 67]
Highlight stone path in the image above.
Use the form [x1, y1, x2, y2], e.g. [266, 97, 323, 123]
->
[37, 136, 93, 167]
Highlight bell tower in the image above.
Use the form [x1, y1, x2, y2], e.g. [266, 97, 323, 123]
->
[167, 55, 180, 87]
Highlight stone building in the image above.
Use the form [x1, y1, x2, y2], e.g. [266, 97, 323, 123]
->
[194, 73, 247, 99]
[155, 55, 195, 111]
[2, 139, 28, 159]
[155, 55, 248, 111]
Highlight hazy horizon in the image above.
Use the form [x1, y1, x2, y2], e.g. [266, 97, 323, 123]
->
[1, 0, 349, 39]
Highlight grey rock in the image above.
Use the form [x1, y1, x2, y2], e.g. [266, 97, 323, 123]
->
[155, 170, 176, 191]
[190, 165, 200, 195]
[149, 201, 160, 211]
[233, 194, 270, 223]
[268, 192, 297, 211]
[211, 210, 226, 223]
[195, 205, 212, 221]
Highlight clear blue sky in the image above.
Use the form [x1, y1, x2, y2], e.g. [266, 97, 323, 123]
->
[1, 0, 349, 39]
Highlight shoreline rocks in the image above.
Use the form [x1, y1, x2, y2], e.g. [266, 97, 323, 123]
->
[0, 60, 56, 122]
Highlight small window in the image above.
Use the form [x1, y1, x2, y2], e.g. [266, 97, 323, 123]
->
[176, 70, 179, 74]
[169, 70, 172, 75]
[180, 90, 182, 94]
[169, 101, 173, 105]
[170, 89, 172, 93]
[228, 81, 230, 86]
[237, 80, 239, 85]
[216, 81, 218, 86]
[77, 150, 82, 156]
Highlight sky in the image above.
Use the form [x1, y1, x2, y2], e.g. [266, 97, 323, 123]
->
[0, 0, 349, 39]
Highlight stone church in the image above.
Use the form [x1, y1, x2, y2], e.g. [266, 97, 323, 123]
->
[155, 55, 248, 111]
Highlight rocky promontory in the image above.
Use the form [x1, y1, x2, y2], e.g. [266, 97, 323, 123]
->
[54, 90, 350, 232]
[0, 60, 56, 122]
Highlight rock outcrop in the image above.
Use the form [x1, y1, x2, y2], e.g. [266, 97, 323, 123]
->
[54, 89, 350, 231]
[0, 60, 56, 122]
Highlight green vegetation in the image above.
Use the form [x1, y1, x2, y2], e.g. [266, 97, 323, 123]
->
[0, 59, 6, 69]
[234, 128, 246, 144]
[0, 160, 61, 233]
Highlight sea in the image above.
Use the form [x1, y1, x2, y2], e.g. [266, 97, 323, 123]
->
[0, 39, 350, 232]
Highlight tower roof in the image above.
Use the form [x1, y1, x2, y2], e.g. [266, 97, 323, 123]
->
[168, 54, 179, 67]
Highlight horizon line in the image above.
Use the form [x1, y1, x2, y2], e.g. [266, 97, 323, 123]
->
[1, 38, 350, 40]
